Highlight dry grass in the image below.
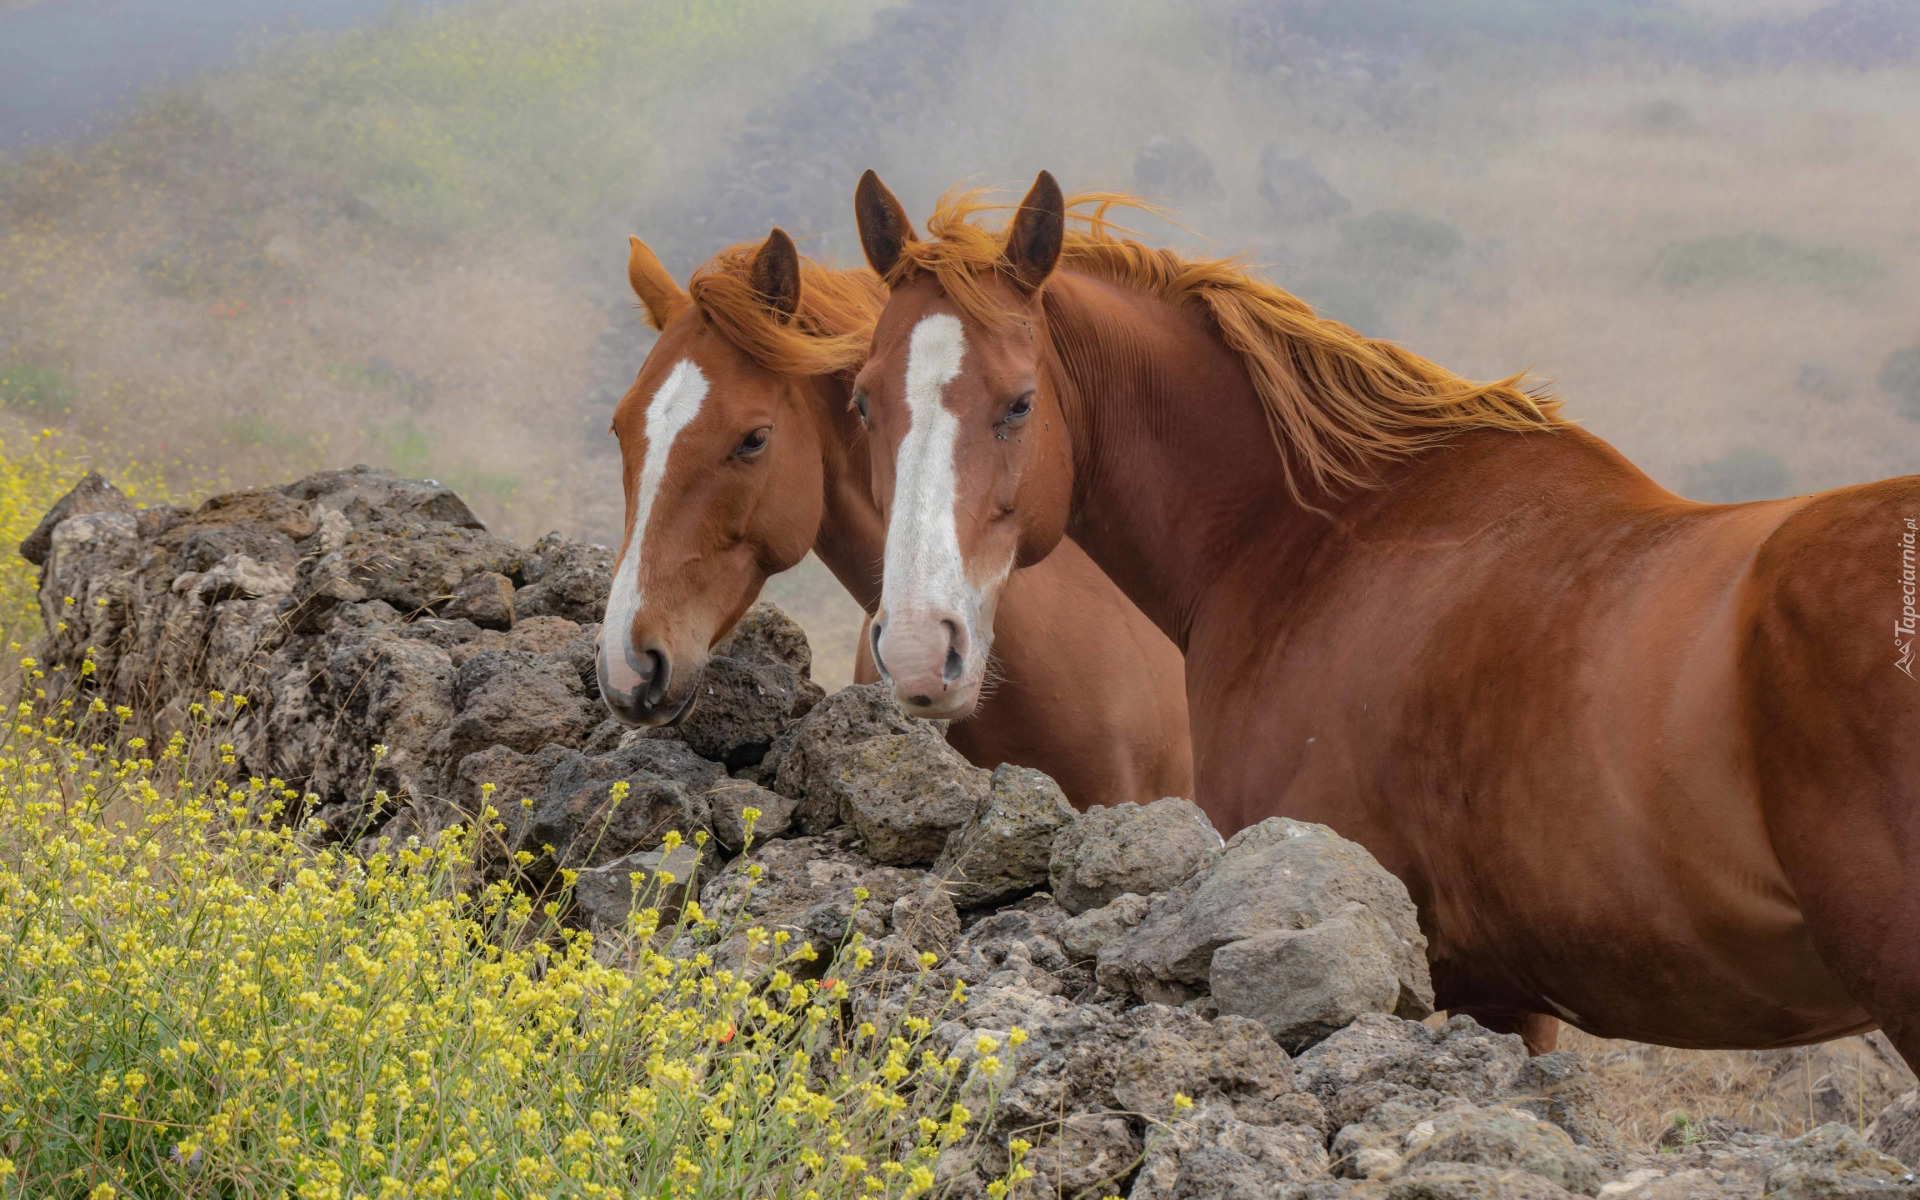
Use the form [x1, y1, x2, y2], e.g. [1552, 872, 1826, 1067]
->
[1557, 1028, 1916, 1148]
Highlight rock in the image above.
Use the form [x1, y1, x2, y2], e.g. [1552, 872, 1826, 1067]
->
[1113, 1012, 1311, 1126]
[447, 649, 589, 765]
[1209, 902, 1406, 1051]
[1510, 1053, 1621, 1153]
[932, 764, 1078, 907]
[1394, 1109, 1602, 1196]
[19, 472, 138, 566]
[514, 532, 612, 624]
[708, 778, 798, 852]
[572, 842, 704, 933]
[1058, 892, 1152, 962]
[1131, 1103, 1330, 1200]
[1383, 1163, 1577, 1199]
[1763, 1123, 1915, 1199]
[768, 682, 943, 832]
[697, 827, 958, 974]
[524, 740, 720, 877]
[1134, 133, 1217, 199]
[442, 570, 515, 629]
[675, 652, 818, 771]
[1871, 1087, 1920, 1168]
[1013, 1112, 1139, 1200]
[1295, 1015, 1528, 1131]
[1259, 145, 1352, 223]
[1096, 817, 1433, 1022]
[1048, 797, 1221, 916]
[826, 733, 988, 866]
[445, 742, 575, 875]
[714, 601, 815, 676]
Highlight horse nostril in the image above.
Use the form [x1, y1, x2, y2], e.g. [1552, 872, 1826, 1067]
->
[640, 648, 669, 707]
[940, 619, 964, 684]
[908, 694, 933, 707]
[870, 619, 889, 679]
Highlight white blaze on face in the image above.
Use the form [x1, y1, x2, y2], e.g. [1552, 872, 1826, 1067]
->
[881, 315, 971, 633]
[604, 359, 709, 647]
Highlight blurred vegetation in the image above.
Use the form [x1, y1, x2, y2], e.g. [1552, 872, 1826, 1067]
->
[1683, 444, 1794, 503]
[1659, 232, 1884, 296]
[1881, 341, 1920, 421]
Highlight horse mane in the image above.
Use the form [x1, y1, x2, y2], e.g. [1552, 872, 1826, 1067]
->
[884, 188, 1565, 502]
[686, 243, 883, 379]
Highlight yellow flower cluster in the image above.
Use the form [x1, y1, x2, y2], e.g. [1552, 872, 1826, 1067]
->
[0, 680, 1028, 1198]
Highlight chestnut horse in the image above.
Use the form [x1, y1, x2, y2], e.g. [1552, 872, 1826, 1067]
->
[594, 227, 1191, 812]
[849, 169, 1920, 1066]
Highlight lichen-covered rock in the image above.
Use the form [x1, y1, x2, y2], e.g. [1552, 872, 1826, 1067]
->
[19, 471, 137, 566]
[1047, 796, 1220, 916]
[1097, 818, 1433, 1024]
[1295, 1015, 1528, 1132]
[825, 733, 987, 866]
[572, 843, 705, 932]
[1761, 1123, 1915, 1199]
[1131, 1103, 1331, 1200]
[931, 764, 1078, 907]
[1871, 1087, 1920, 1168]
[766, 682, 943, 831]
[523, 740, 720, 878]
[1391, 1109, 1602, 1195]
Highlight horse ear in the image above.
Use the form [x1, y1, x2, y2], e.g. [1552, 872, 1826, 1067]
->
[750, 227, 803, 323]
[1004, 171, 1066, 293]
[855, 169, 917, 281]
[628, 235, 690, 331]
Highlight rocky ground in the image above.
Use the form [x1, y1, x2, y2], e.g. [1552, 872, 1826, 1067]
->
[23, 466, 1920, 1199]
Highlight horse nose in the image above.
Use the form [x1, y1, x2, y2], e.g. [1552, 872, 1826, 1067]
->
[876, 608, 972, 712]
[597, 640, 672, 723]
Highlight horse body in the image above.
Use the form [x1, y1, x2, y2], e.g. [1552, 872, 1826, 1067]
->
[599, 232, 1190, 810]
[849, 173, 1920, 1064]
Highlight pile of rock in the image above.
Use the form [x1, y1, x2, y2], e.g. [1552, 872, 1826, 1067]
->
[23, 469, 1920, 1200]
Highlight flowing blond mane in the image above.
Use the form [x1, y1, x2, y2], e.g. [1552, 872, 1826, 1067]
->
[882, 188, 1565, 502]
[687, 243, 883, 379]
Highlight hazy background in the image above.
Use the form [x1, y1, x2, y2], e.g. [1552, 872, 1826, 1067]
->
[4, 0, 1920, 692]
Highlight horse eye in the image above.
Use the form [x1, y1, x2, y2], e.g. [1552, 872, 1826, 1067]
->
[851, 389, 871, 424]
[735, 426, 771, 458]
[1005, 392, 1034, 422]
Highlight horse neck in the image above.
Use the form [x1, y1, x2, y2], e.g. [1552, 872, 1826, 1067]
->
[801, 372, 887, 614]
[1043, 270, 1335, 649]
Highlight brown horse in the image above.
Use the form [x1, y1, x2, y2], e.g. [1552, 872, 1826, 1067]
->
[849, 169, 1920, 1067]
[594, 227, 1191, 812]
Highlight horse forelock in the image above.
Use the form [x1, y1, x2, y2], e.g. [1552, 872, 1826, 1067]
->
[687, 243, 883, 381]
[891, 186, 1567, 503]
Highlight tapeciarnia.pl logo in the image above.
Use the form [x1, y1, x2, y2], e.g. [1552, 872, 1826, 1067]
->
[1900, 517, 1918, 680]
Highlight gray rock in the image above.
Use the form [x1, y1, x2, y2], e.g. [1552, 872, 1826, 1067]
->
[697, 827, 957, 975]
[1259, 145, 1352, 223]
[1131, 1103, 1330, 1200]
[1058, 892, 1152, 962]
[826, 733, 988, 866]
[443, 742, 575, 877]
[1049, 797, 1221, 916]
[447, 649, 589, 765]
[768, 682, 942, 832]
[1384, 1163, 1575, 1199]
[1394, 1109, 1602, 1195]
[708, 778, 798, 852]
[1113, 1013, 1311, 1126]
[1209, 902, 1405, 1051]
[514, 532, 612, 624]
[676, 653, 818, 771]
[1295, 1015, 1528, 1131]
[524, 740, 720, 877]
[443, 570, 515, 629]
[1871, 1087, 1920, 1169]
[1014, 1112, 1139, 1200]
[932, 764, 1079, 907]
[1096, 818, 1433, 1022]
[1763, 1123, 1915, 1199]
[19, 472, 137, 566]
[572, 843, 704, 933]
[714, 601, 815, 677]
[1510, 1054, 1621, 1153]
